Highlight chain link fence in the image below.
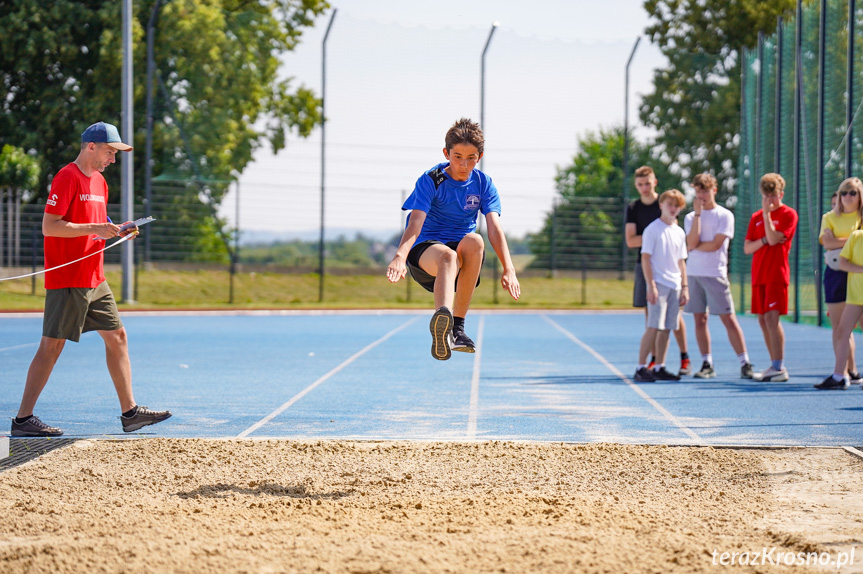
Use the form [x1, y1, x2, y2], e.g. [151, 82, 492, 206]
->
[737, 0, 863, 325]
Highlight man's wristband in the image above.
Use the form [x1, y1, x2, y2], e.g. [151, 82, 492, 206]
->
[693, 213, 700, 217]
[761, 236, 768, 245]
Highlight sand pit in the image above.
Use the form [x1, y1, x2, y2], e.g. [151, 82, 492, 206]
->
[1, 439, 862, 573]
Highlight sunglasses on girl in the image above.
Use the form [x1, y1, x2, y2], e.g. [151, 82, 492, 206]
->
[840, 190, 858, 197]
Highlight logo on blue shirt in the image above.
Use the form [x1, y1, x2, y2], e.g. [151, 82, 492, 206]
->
[464, 194, 480, 211]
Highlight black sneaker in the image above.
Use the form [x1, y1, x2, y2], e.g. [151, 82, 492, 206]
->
[121, 406, 172, 432]
[653, 367, 681, 381]
[849, 371, 862, 384]
[813, 376, 850, 390]
[450, 326, 476, 353]
[11, 415, 63, 437]
[429, 306, 453, 361]
[741, 363, 754, 379]
[633, 367, 655, 382]
[694, 361, 716, 379]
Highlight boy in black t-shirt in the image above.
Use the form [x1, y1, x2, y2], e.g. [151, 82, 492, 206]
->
[624, 166, 691, 375]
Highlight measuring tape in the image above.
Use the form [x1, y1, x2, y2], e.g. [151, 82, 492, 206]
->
[0, 234, 133, 282]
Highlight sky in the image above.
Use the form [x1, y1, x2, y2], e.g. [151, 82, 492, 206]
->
[219, 0, 667, 242]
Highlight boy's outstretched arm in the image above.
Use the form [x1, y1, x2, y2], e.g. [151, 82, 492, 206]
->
[485, 212, 520, 300]
[386, 210, 426, 283]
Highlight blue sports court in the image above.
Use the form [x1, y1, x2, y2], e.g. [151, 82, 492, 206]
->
[1, 310, 861, 446]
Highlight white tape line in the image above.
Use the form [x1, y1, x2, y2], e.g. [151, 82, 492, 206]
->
[237, 316, 421, 438]
[0, 436, 8, 460]
[542, 315, 704, 443]
[0, 343, 38, 353]
[0, 234, 130, 282]
[466, 315, 485, 439]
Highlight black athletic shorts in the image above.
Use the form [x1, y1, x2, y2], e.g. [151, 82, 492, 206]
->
[406, 240, 484, 293]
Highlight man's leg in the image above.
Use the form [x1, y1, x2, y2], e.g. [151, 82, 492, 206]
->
[719, 313, 747, 355]
[99, 328, 136, 413]
[418, 244, 459, 311]
[763, 310, 785, 363]
[452, 233, 484, 318]
[17, 337, 66, 418]
[418, 244, 459, 360]
[639, 328, 657, 365]
[757, 313, 773, 360]
[693, 312, 710, 357]
[673, 315, 688, 354]
[654, 329, 671, 366]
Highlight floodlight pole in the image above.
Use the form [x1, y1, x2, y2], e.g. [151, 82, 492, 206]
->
[847, 0, 856, 178]
[319, 8, 337, 303]
[481, 21, 498, 301]
[121, 0, 134, 303]
[621, 36, 641, 281]
[144, 0, 163, 264]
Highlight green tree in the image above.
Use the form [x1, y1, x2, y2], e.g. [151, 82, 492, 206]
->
[0, 145, 41, 198]
[0, 0, 327, 200]
[528, 127, 676, 271]
[640, 0, 797, 200]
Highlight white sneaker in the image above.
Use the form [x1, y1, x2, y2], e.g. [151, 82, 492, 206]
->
[753, 366, 789, 382]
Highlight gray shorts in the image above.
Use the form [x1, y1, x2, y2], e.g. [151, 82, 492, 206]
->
[683, 275, 735, 315]
[43, 281, 123, 342]
[633, 262, 647, 308]
[646, 283, 681, 330]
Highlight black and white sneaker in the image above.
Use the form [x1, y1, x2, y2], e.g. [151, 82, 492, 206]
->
[740, 363, 754, 379]
[11, 415, 64, 437]
[633, 367, 655, 382]
[693, 361, 716, 379]
[450, 326, 476, 353]
[121, 406, 172, 433]
[429, 306, 453, 361]
[653, 367, 681, 381]
[813, 376, 850, 390]
[849, 371, 862, 384]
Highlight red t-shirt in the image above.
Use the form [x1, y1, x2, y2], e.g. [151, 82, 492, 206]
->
[43, 163, 108, 289]
[745, 204, 798, 286]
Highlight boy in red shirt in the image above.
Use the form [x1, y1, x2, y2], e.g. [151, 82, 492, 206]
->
[743, 173, 799, 382]
[11, 122, 171, 436]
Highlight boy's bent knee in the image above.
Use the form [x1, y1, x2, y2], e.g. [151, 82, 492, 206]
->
[458, 233, 485, 254]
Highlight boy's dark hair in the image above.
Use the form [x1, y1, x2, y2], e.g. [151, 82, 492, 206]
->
[634, 166, 655, 179]
[445, 118, 484, 155]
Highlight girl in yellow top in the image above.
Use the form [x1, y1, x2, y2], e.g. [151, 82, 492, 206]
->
[818, 177, 863, 390]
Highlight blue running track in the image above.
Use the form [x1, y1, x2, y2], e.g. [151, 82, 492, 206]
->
[1, 310, 861, 445]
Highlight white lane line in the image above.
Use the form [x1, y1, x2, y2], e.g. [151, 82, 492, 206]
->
[542, 315, 703, 443]
[237, 316, 420, 438]
[466, 315, 486, 439]
[0, 343, 38, 353]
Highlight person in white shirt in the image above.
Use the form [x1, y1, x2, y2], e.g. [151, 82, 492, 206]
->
[683, 173, 753, 379]
[634, 189, 689, 382]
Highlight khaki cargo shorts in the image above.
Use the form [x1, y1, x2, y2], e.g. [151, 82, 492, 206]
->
[42, 281, 123, 342]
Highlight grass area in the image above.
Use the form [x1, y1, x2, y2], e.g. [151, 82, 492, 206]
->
[0, 269, 637, 311]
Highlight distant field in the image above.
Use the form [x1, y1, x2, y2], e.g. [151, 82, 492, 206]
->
[0, 268, 635, 310]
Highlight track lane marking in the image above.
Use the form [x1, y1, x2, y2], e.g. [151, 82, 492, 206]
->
[542, 315, 703, 443]
[237, 316, 420, 438]
[466, 315, 485, 439]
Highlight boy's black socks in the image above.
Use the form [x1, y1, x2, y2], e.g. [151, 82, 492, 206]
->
[122, 406, 139, 418]
[453, 316, 465, 329]
[681, 352, 689, 360]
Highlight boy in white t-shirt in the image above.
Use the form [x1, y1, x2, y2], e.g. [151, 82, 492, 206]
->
[635, 189, 689, 382]
[683, 173, 753, 379]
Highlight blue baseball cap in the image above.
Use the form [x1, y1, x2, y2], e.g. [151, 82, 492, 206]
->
[81, 121, 133, 152]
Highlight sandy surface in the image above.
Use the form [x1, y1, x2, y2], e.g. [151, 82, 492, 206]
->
[1, 440, 862, 573]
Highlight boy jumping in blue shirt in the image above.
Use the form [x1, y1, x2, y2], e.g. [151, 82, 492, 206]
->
[386, 118, 520, 360]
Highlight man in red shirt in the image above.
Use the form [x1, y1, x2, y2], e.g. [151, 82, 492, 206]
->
[743, 173, 799, 382]
[11, 122, 171, 436]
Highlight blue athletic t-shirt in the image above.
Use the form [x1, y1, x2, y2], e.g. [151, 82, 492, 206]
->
[402, 162, 501, 244]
